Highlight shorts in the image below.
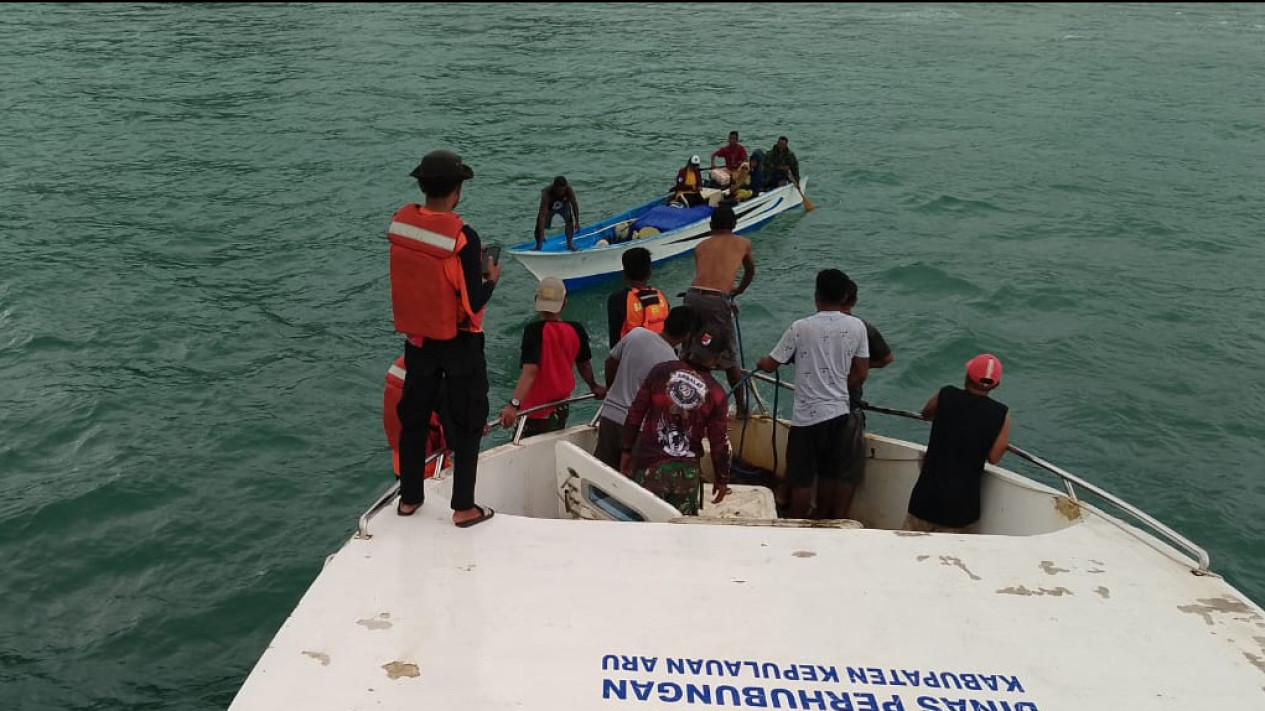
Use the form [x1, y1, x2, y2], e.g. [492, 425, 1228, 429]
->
[681, 288, 738, 370]
[593, 416, 623, 470]
[785, 411, 865, 487]
[522, 404, 569, 438]
[546, 205, 575, 228]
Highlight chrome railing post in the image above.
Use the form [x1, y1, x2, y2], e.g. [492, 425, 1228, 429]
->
[357, 449, 447, 539]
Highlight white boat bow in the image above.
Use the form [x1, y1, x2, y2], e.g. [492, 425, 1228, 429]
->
[229, 385, 1265, 710]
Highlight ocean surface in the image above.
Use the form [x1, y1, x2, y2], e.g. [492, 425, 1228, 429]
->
[2, 3, 1263, 708]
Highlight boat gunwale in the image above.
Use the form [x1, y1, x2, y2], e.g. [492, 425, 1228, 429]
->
[359, 382, 1212, 575]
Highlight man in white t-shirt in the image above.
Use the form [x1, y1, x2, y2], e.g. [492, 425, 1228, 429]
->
[756, 269, 869, 519]
[593, 306, 700, 470]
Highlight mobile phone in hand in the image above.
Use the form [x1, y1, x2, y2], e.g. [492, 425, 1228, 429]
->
[482, 246, 501, 277]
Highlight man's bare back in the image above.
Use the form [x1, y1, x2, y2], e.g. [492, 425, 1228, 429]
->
[691, 232, 754, 295]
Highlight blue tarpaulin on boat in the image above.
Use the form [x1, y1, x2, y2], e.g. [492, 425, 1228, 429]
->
[632, 203, 713, 233]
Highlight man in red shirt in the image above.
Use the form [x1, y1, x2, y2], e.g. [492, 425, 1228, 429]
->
[499, 277, 606, 436]
[620, 331, 732, 515]
[709, 131, 749, 171]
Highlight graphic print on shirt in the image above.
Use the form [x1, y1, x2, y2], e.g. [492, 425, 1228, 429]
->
[655, 369, 709, 458]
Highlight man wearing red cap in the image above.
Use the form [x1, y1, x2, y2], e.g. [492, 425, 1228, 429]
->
[904, 353, 1012, 533]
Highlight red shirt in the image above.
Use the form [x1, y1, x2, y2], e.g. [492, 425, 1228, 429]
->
[622, 360, 731, 485]
[520, 320, 592, 418]
[712, 144, 749, 170]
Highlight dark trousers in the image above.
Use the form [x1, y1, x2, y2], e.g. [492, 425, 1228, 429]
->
[397, 332, 489, 510]
[593, 416, 624, 470]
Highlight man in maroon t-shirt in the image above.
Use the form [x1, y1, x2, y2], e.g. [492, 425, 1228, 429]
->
[500, 277, 606, 437]
[620, 331, 732, 515]
[709, 130, 749, 171]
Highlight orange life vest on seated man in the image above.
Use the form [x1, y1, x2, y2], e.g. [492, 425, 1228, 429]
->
[621, 286, 669, 340]
[388, 205, 483, 340]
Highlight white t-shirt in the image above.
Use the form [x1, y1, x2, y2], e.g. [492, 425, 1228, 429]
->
[769, 311, 870, 426]
[601, 327, 678, 425]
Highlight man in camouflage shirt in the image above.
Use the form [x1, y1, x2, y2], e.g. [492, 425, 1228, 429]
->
[766, 136, 801, 189]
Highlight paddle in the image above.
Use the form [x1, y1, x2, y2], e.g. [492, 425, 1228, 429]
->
[789, 172, 815, 212]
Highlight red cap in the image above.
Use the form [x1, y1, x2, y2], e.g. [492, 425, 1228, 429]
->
[966, 353, 1003, 387]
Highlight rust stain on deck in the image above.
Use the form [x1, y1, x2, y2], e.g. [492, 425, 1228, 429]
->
[383, 661, 420, 679]
[1039, 561, 1069, 575]
[357, 613, 392, 631]
[1178, 596, 1260, 627]
[1053, 496, 1082, 521]
[302, 651, 330, 666]
[996, 585, 1073, 597]
[1246, 636, 1265, 675]
[940, 556, 981, 581]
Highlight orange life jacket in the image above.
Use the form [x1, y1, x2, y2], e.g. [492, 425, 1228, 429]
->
[384, 356, 448, 478]
[388, 205, 483, 340]
[621, 286, 669, 339]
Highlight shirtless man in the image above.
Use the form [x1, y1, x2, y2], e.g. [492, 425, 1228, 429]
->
[535, 176, 580, 251]
[681, 204, 754, 415]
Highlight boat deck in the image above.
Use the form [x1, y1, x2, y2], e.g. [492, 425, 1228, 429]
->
[229, 496, 1265, 710]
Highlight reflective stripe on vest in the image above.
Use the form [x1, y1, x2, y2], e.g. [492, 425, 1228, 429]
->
[388, 221, 460, 251]
[621, 287, 669, 339]
[388, 205, 481, 340]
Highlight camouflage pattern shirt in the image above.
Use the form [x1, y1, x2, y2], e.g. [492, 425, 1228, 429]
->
[765, 146, 800, 180]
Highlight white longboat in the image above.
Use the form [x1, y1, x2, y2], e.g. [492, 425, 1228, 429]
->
[506, 179, 806, 290]
[228, 373, 1265, 710]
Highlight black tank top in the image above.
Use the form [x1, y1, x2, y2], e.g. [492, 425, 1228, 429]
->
[907, 386, 1009, 527]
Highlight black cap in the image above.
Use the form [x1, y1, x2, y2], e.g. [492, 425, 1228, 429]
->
[409, 150, 475, 180]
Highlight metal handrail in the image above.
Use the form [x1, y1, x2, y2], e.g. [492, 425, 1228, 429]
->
[747, 371, 1211, 573]
[356, 449, 444, 539]
[499, 393, 598, 444]
[358, 394, 602, 537]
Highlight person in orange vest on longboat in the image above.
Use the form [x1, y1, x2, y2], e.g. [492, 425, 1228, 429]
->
[388, 149, 500, 528]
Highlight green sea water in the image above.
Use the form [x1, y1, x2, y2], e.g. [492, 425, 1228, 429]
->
[2, 3, 1263, 708]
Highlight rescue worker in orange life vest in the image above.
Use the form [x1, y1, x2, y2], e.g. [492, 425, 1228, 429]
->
[387, 149, 499, 528]
[607, 246, 670, 348]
